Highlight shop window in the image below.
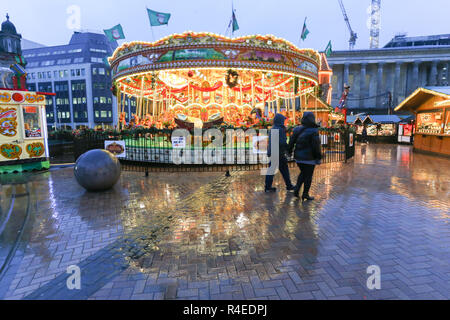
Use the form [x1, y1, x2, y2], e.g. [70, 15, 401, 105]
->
[378, 124, 396, 136]
[444, 108, 450, 135]
[23, 106, 42, 138]
[417, 111, 443, 134]
[367, 125, 378, 136]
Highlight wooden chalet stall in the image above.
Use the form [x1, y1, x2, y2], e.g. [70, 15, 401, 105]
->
[347, 114, 401, 143]
[395, 87, 450, 157]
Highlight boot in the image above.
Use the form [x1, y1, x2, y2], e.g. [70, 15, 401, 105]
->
[265, 187, 277, 193]
[286, 185, 296, 191]
[302, 194, 315, 201]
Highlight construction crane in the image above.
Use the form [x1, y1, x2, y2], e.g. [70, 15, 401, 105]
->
[369, 0, 381, 49]
[338, 0, 358, 50]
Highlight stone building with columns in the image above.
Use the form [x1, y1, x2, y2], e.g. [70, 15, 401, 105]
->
[328, 34, 450, 114]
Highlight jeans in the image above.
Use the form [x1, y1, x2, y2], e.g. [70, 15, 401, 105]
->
[294, 163, 316, 196]
[265, 155, 293, 189]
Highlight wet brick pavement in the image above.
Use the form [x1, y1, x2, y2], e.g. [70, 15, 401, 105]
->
[0, 143, 449, 300]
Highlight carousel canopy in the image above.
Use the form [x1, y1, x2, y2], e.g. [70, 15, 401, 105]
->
[109, 31, 321, 100]
[109, 32, 330, 128]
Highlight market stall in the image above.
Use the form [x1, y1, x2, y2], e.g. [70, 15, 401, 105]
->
[395, 87, 450, 157]
[0, 89, 50, 173]
[347, 115, 400, 143]
[397, 115, 415, 144]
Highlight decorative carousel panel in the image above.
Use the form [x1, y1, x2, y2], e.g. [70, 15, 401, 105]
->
[0, 106, 18, 137]
[109, 32, 320, 82]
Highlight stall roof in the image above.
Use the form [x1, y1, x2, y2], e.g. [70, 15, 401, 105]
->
[399, 115, 415, 123]
[347, 114, 366, 124]
[346, 115, 357, 123]
[394, 87, 450, 112]
[368, 115, 402, 124]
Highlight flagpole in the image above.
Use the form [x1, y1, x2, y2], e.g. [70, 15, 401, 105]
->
[147, 6, 156, 41]
[298, 17, 307, 46]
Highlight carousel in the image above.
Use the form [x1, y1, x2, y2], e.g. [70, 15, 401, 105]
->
[109, 32, 335, 130]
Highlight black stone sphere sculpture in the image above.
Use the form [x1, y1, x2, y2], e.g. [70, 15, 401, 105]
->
[74, 149, 121, 191]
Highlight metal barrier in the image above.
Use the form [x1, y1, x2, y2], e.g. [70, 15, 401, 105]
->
[61, 127, 355, 172]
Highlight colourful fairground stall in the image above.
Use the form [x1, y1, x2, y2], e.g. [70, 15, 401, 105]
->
[395, 87, 450, 157]
[0, 90, 51, 173]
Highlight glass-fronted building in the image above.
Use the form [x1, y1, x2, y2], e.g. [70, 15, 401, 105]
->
[24, 31, 120, 129]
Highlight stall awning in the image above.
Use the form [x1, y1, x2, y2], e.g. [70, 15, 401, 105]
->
[368, 115, 402, 124]
[394, 87, 450, 112]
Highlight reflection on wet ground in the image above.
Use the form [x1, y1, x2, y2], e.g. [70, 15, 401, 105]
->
[0, 144, 449, 300]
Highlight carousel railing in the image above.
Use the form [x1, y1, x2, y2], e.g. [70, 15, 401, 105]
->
[62, 127, 354, 171]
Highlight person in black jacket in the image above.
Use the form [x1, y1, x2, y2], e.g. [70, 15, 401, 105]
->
[362, 125, 369, 144]
[265, 113, 295, 192]
[288, 112, 322, 201]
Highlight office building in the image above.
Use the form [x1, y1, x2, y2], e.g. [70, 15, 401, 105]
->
[24, 31, 119, 129]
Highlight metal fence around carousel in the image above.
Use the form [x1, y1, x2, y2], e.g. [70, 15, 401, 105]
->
[68, 127, 355, 172]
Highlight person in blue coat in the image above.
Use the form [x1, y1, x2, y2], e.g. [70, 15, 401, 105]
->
[288, 112, 322, 201]
[265, 113, 295, 192]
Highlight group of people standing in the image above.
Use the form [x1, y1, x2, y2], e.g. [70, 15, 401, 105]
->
[264, 112, 322, 201]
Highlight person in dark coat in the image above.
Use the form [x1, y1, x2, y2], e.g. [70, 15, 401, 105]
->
[362, 125, 368, 143]
[288, 112, 322, 201]
[265, 113, 295, 192]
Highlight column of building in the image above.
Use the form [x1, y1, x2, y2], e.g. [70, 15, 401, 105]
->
[359, 63, 367, 109]
[343, 63, 350, 89]
[393, 62, 402, 106]
[375, 63, 384, 107]
[412, 61, 420, 94]
[430, 60, 438, 86]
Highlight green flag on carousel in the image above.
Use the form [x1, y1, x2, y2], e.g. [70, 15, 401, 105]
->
[104, 24, 125, 42]
[325, 40, 332, 57]
[301, 18, 310, 41]
[231, 10, 239, 33]
[147, 8, 171, 26]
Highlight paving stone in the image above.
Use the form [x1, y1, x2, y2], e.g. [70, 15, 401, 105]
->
[0, 144, 447, 301]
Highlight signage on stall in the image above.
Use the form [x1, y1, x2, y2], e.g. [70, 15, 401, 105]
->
[171, 136, 186, 148]
[105, 141, 126, 158]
